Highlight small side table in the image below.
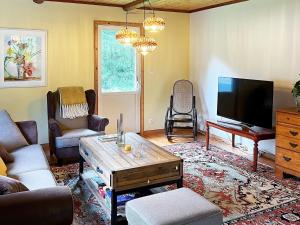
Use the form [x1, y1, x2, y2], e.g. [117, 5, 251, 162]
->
[206, 120, 275, 172]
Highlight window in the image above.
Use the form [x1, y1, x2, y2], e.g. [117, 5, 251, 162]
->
[100, 28, 137, 93]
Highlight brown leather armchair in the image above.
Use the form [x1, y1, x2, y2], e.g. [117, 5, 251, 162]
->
[47, 89, 109, 165]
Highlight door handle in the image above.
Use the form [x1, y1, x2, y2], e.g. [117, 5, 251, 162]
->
[289, 142, 298, 148]
[289, 131, 298, 136]
[283, 156, 292, 162]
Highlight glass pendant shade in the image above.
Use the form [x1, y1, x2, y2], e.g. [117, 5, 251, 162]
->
[144, 16, 165, 32]
[115, 28, 138, 46]
[133, 36, 157, 55]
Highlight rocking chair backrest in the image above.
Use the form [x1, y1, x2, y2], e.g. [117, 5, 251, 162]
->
[172, 80, 193, 114]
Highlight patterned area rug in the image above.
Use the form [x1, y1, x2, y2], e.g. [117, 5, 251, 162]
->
[51, 142, 300, 225]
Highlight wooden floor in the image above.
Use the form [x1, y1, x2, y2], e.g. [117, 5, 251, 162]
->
[45, 129, 275, 168]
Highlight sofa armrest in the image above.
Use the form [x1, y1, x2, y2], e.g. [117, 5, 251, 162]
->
[16, 121, 38, 145]
[48, 118, 62, 137]
[0, 186, 73, 225]
[88, 115, 109, 132]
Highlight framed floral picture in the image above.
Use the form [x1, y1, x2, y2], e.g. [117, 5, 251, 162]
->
[0, 28, 47, 88]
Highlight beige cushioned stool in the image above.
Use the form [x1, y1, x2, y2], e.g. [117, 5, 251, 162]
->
[125, 187, 223, 225]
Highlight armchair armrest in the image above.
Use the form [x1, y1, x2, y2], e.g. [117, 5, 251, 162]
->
[0, 186, 73, 225]
[48, 118, 62, 137]
[88, 115, 109, 132]
[16, 121, 38, 145]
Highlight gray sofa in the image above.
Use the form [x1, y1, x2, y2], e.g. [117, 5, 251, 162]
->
[0, 121, 73, 225]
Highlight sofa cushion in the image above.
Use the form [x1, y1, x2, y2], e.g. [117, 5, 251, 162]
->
[55, 128, 101, 148]
[0, 110, 28, 152]
[10, 170, 57, 191]
[0, 157, 7, 176]
[0, 175, 28, 195]
[7, 145, 49, 176]
[0, 145, 14, 163]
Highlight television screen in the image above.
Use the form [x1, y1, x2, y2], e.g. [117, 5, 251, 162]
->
[217, 77, 274, 129]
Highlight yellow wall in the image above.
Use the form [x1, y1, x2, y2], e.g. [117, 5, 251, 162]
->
[0, 0, 189, 143]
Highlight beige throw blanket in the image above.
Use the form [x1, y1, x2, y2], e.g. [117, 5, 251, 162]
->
[58, 87, 89, 119]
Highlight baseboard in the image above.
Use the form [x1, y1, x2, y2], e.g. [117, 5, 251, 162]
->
[143, 129, 165, 136]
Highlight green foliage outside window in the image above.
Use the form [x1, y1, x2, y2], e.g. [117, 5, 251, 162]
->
[101, 29, 136, 93]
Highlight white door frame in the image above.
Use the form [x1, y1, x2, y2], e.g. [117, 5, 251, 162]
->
[94, 20, 145, 135]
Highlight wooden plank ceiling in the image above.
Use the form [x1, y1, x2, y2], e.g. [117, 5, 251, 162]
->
[34, 0, 248, 13]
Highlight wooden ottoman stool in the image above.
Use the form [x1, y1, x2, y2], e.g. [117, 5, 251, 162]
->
[125, 187, 223, 225]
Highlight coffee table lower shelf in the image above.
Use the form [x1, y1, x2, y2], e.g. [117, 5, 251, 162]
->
[80, 170, 114, 218]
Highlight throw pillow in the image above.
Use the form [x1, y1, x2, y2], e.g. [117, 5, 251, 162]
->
[0, 157, 7, 176]
[0, 145, 14, 163]
[0, 175, 29, 195]
[0, 110, 28, 152]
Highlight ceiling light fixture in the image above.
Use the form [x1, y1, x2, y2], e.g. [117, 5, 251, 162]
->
[116, 0, 163, 55]
[133, 36, 157, 56]
[133, 1, 158, 55]
[143, 0, 165, 33]
[116, 12, 138, 46]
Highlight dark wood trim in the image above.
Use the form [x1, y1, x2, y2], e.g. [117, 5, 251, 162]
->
[141, 7, 189, 13]
[188, 0, 249, 13]
[123, 0, 144, 11]
[34, 0, 248, 13]
[36, 0, 123, 8]
[94, 20, 145, 135]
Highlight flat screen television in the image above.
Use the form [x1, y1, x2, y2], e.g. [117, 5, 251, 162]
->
[217, 77, 274, 129]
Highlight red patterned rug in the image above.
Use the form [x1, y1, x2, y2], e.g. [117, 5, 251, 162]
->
[51, 142, 300, 225]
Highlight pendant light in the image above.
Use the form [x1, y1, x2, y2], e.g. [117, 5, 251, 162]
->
[143, 0, 165, 33]
[133, 36, 157, 56]
[134, 2, 158, 55]
[144, 16, 165, 33]
[116, 12, 138, 46]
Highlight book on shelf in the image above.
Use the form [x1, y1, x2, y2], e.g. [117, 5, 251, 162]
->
[105, 189, 136, 206]
[98, 186, 107, 199]
[90, 176, 105, 190]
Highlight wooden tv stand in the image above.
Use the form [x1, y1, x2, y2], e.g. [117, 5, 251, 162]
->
[206, 120, 275, 172]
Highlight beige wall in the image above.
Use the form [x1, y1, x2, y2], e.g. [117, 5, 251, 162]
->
[190, 0, 300, 154]
[0, 0, 189, 143]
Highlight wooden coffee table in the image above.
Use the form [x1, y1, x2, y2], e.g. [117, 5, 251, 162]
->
[79, 132, 183, 225]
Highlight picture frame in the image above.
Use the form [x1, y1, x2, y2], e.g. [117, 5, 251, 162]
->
[0, 28, 47, 88]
